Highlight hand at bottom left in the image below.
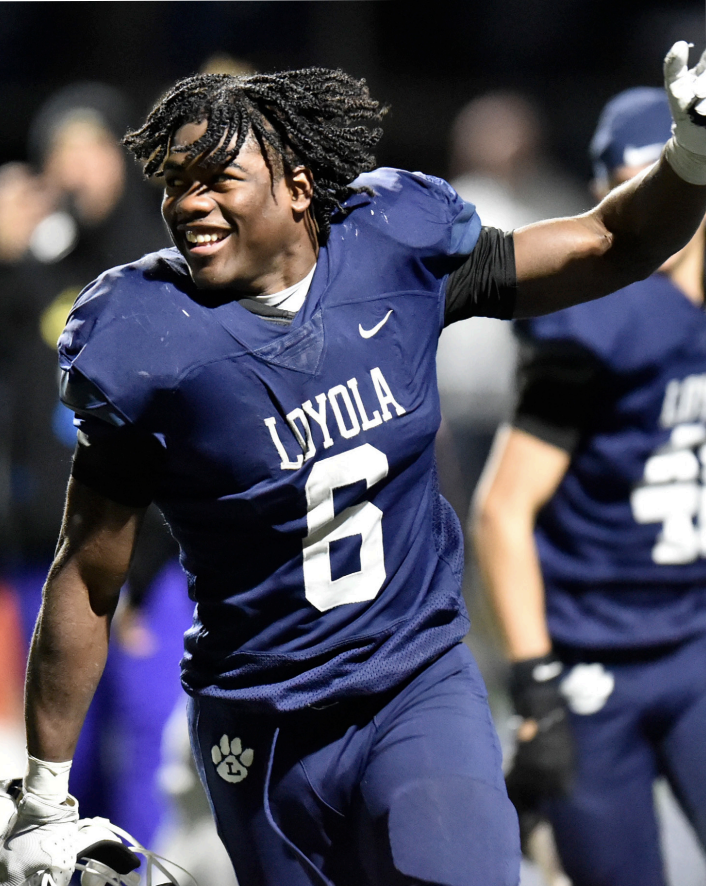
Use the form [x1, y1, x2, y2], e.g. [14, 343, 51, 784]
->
[0, 784, 79, 886]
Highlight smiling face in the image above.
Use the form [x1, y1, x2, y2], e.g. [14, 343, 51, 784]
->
[161, 120, 317, 294]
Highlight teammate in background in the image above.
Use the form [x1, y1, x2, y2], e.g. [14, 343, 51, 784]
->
[4, 43, 706, 886]
[473, 87, 706, 886]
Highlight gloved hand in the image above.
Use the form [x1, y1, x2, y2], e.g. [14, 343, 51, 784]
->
[0, 779, 20, 839]
[504, 654, 574, 852]
[664, 41, 706, 184]
[0, 786, 79, 886]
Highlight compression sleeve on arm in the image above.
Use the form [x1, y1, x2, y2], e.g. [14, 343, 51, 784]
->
[71, 420, 165, 508]
[444, 227, 517, 324]
[513, 339, 603, 454]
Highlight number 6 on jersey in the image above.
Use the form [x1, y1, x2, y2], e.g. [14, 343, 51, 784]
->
[303, 443, 388, 611]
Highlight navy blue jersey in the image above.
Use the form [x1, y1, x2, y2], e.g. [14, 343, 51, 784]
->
[58, 169, 483, 711]
[518, 274, 706, 649]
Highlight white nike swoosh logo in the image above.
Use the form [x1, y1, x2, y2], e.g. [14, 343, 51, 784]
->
[359, 310, 393, 339]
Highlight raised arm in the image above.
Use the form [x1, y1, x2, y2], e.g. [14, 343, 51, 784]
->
[514, 42, 706, 318]
[26, 477, 145, 762]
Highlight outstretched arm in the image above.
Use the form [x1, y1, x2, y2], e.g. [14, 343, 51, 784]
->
[513, 42, 706, 318]
[514, 157, 704, 317]
[25, 477, 145, 762]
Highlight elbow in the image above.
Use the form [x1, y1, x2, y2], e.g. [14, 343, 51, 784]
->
[469, 487, 506, 558]
[604, 237, 666, 289]
[471, 483, 540, 561]
[583, 217, 614, 260]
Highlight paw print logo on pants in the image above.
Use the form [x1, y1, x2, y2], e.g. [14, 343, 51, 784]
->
[211, 734, 254, 784]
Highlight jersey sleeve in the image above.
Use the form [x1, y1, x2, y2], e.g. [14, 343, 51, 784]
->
[443, 227, 517, 323]
[410, 171, 483, 257]
[56, 259, 175, 508]
[512, 337, 603, 454]
[347, 168, 483, 264]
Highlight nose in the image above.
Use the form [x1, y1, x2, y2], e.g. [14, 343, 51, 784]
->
[171, 183, 216, 220]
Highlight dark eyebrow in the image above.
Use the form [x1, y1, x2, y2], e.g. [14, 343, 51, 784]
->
[162, 158, 246, 174]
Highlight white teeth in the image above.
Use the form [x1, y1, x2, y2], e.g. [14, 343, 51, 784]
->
[185, 231, 226, 244]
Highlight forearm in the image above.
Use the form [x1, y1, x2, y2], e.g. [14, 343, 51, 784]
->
[473, 504, 551, 661]
[25, 558, 116, 762]
[24, 478, 144, 762]
[594, 154, 706, 283]
[514, 155, 706, 317]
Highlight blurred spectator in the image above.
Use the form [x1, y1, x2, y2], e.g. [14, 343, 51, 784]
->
[1, 81, 177, 845]
[436, 91, 589, 512]
[0, 163, 53, 265]
[449, 91, 587, 228]
[7, 82, 166, 563]
[0, 163, 55, 545]
[200, 52, 255, 76]
[0, 581, 25, 779]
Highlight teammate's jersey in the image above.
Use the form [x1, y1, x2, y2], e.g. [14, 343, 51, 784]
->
[58, 169, 483, 711]
[518, 274, 706, 649]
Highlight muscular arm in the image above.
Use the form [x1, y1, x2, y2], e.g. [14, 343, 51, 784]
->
[513, 157, 706, 317]
[25, 478, 145, 762]
[471, 426, 570, 660]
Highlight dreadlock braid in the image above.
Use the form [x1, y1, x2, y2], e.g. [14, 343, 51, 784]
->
[123, 68, 387, 241]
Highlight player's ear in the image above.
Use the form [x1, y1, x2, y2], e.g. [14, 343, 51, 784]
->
[288, 166, 314, 212]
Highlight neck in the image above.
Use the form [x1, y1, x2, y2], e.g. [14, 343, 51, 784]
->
[261, 247, 317, 295]
[256, 212, 319, 295]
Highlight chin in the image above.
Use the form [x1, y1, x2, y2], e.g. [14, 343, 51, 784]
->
[189, 266, 230, 291]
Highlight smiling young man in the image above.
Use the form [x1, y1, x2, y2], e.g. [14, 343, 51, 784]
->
[4, 48, 706, 886]
[162, 117, 319, 295]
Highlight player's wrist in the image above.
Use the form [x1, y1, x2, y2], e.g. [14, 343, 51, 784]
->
[17, 789, 78, 825]
[509, 653, 565, 720]
[664, 137, 706, 186]
[23, 755, 73, 805]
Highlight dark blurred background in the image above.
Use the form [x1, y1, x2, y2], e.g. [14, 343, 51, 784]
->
[0, 0, 703, 180]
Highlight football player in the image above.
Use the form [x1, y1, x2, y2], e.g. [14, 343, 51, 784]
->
[473, 88, 706, 885]
[5, 43, 706, 886]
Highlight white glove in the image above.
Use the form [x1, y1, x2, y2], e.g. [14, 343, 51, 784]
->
[0, 789, 79, 886]
[664, 40, 706, 184]
[0, 780, 18, 839]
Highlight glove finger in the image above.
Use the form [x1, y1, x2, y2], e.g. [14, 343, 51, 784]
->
[664, 40, 691, 86]
[695, 47, 706, 76]
[695, 70, 706, 99]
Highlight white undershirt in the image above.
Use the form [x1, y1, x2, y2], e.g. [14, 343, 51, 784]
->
[250, 264, 317, 315]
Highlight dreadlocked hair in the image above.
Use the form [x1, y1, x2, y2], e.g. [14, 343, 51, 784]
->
[123, 67, 387, 242]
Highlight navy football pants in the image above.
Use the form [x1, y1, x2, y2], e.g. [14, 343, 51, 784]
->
[547, 632, 706, 886]
[188, 643, 520, 886]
